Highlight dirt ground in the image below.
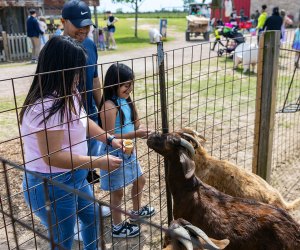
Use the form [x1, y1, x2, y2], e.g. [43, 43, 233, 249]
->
[0, 27, 300, 250]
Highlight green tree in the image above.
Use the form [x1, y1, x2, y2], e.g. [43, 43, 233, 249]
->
[112, 0, 145, 38]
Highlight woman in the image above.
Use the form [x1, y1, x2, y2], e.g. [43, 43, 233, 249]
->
[280, 9, 293, 44]
[20, 36, 122, 250]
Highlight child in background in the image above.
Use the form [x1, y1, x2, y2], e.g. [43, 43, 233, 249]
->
[98, 29, 106, 51]
[292, 24, 300, 68]
[38, 16, 47, 47]
[99, 63, 155, 238]
[54, 24, 63, 36]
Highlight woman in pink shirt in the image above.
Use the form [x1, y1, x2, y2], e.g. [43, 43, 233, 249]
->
[20, 36, 122, 250]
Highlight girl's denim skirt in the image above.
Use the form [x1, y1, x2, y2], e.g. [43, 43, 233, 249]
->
[100, 144, 143, 191]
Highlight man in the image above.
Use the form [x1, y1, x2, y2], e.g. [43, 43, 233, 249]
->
[256, 5, 268, 42]
[263, 7, 283, 35]
[61, 0, 111, 236]
[26, 9, 43, 63]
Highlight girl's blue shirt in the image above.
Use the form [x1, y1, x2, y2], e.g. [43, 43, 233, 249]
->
[114, 97, 134, 134]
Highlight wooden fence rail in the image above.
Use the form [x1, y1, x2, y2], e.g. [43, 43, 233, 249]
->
[0, 31, 31, 62]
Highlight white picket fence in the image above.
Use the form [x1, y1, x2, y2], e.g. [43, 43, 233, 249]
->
[0, 32, 31, 62]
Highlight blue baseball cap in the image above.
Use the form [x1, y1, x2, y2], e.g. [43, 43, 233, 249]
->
[62, 0, 95, 28]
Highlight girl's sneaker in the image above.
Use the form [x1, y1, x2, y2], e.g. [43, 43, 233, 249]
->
[129, 205, 155, 222]
[112, 221, 140, 238]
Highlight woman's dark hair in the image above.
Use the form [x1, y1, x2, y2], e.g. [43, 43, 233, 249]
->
[20, 35, 87, 125]
[100, 63, 138, 126]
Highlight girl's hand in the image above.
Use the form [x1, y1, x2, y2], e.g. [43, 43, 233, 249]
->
[111, 138, 124, 152]
[136, 128, 152, 139]
[98, 155, 122, 171]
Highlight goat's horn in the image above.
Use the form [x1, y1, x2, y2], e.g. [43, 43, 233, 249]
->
[180, 138, 195, 157]
[198, 134, 207, 142]
[182, 133, 201, 148]
[172, 226, 193, 250]
[185, 224, 220, 250]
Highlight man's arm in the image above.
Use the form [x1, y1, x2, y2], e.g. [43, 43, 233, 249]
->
[93, 76, 102, 108]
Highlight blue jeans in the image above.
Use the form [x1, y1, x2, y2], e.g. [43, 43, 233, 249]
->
[22, 170, 100, 250]
[88, 137, 102, 157]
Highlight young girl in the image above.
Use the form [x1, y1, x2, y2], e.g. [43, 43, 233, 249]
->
[99, 63, 155, 238]
[292, 24, 300, 68]
[98, 29, 106, 51]
[20, 36, 123, 249]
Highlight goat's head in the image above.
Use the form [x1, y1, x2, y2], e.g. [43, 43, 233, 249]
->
[163, 218, 230, 250]
[147, 132, 196, 179]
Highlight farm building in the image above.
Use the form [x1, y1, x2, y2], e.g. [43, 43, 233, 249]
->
[0, 0, 100, 34]
[0, 0, 43, 34]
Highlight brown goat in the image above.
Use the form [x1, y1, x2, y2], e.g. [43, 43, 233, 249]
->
[174, 127, 300, 211]
[163, 218, 230, 250]
[147, 132, 300, 250]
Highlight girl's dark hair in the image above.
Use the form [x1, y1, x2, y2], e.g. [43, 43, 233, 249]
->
[19, 35, 87, 125]
[100, 63, 138, 126]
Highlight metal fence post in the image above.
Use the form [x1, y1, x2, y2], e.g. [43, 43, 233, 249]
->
[252, 31, 280, 182]
[157, 41, 173, 225]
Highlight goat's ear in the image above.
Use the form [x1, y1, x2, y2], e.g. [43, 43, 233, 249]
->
[179, 150, 195, 179]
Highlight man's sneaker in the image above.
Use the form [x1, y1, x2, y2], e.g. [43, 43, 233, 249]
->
[101, 205, 111, 217]
[129, 205, 155, 222]
[112, 221, 140, 238]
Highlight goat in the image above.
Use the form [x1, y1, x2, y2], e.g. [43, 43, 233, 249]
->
[173, 127, 300, 211]
[149, 28, 162, 43]
[163, 218, 229, 250]
[147, 132, 300, 250]
[233, 43, 258, 73]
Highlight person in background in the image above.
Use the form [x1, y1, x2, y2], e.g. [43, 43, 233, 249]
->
[38, 16, 47, 47]
[61, 0, 112, 238]
[292, 23, 300, 68]
[239, 7, 245, 21]
[20, 35, 123, 250]
[256, 5, 268, 42]
[53, 24, 63, 36]
[254, 10, 260, 27]
[98, 29, 106, 51]
[211, 27, 224, 51]
[263, 7, 283, 38]
[26, 9, 44, 63]
[105, 11, 118, 50]
[99, 63, 155, 238]
[280, 9, 293, 44]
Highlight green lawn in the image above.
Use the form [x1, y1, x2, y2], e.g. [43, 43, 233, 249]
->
[94, 17, 185, 54]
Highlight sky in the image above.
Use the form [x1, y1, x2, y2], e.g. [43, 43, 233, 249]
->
[97, 0, 185, 13]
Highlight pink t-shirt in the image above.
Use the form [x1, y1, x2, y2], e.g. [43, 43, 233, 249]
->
[21, 97, 87, 173]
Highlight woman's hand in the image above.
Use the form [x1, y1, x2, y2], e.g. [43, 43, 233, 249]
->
[97, 155, 122, 171]
[135, 127, 153, 139]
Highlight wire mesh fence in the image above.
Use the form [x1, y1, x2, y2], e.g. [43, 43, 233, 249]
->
[0, 30, 299, 249]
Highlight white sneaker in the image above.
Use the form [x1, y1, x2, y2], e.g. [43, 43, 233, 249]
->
[101, 206, 111, 217]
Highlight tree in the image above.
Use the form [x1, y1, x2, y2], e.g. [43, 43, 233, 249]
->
[112, 0, 146, 38]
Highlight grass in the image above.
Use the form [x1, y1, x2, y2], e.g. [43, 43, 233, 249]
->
[95, 17, 185, 54]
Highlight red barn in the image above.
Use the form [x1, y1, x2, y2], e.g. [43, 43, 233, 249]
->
[211, 0, 251, 23]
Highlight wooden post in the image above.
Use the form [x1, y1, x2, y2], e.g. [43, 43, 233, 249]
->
[252, 31, 280, 182]
[2, 31, 10, 61]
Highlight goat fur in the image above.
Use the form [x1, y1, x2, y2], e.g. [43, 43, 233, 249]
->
[175, 127, 300, 211]
[147, 132, 300, 250]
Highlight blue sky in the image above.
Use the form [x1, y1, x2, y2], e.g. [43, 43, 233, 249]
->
[97, 0, 185, 12]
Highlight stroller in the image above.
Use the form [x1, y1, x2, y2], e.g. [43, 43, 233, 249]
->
[215, 26, 245, 57]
